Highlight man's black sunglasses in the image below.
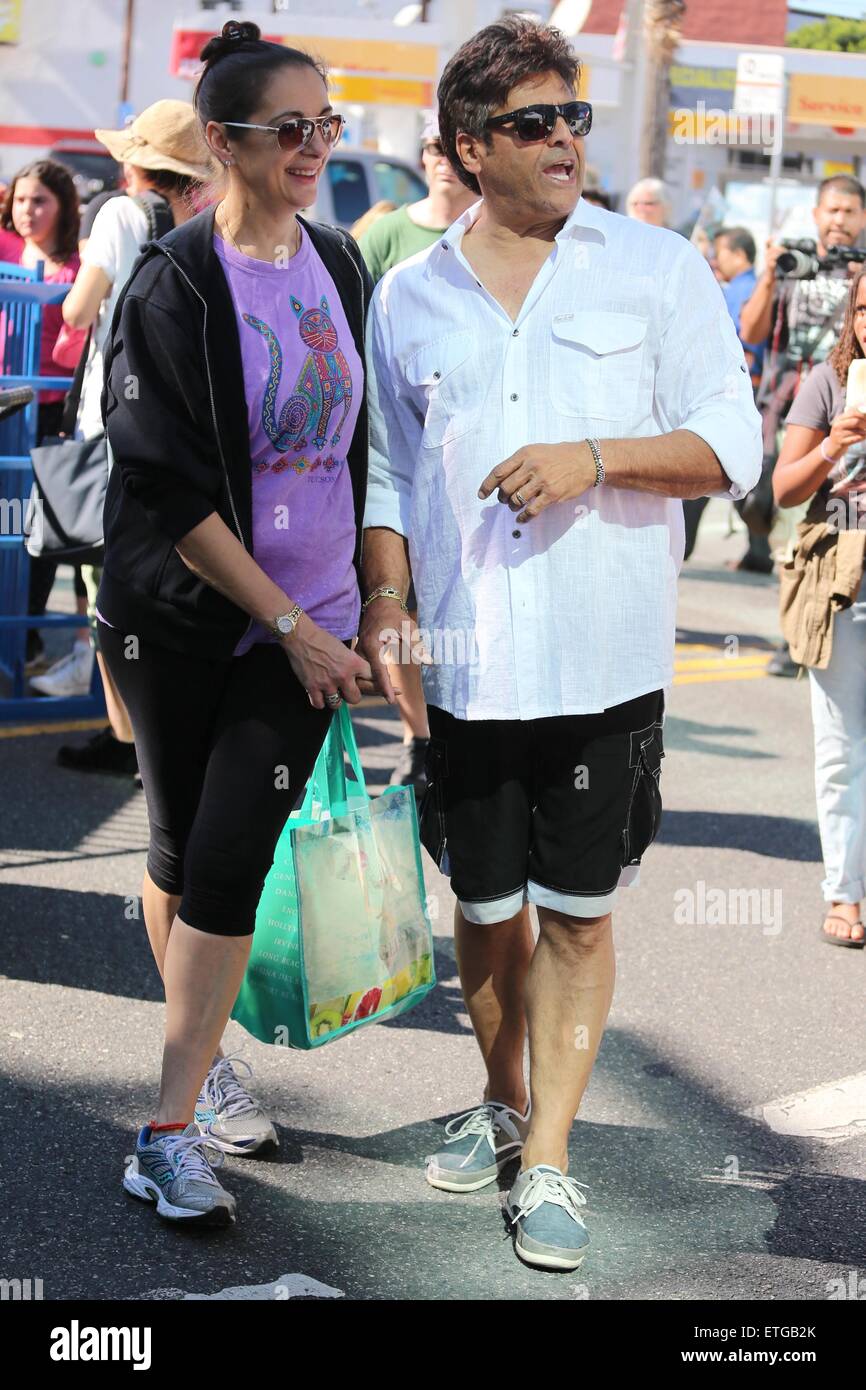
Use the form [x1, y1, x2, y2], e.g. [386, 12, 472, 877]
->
[485, 101, 592, 143]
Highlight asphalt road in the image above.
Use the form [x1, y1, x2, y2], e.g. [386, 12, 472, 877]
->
[2, 503, 865, 1302]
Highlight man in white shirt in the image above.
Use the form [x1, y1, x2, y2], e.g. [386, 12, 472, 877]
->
[357, 16, 762, 1273]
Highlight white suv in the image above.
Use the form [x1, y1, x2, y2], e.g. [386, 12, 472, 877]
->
[312, 149, 427, 229]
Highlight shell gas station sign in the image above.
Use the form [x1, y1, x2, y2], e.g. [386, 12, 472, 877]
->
[170, 18, 439, 110]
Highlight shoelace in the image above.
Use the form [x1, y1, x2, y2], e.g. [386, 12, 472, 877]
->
[442, 1102, 524, 1166]
[157, 1130, 226, 1187]
[44, 646, 87, 677]
[202, 1054, 260, 1120]
[510, 1169, 589, 1226]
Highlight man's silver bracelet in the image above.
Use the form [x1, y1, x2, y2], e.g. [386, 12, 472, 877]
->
[585, 436, 605, 487]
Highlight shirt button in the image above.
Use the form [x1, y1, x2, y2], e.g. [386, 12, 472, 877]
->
[512, 329, 519, 337]
[512, 529, 521, 538]
[510, 393, 519, 401]
[433, 371, 441, 379]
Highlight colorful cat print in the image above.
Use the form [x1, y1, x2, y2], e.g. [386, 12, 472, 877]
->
[242, 295, 354, 453]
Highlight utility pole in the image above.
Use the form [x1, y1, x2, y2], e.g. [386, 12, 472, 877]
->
[618, 0, 648, 201]
[639, 0, 685, 180]
[118, 0, 136, 125]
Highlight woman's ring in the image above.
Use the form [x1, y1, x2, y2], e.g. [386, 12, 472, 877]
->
[514, 490, 526, 507]
[325, 692, 342, 707]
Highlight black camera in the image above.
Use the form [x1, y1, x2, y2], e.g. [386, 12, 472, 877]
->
[776, 238, 866, 279]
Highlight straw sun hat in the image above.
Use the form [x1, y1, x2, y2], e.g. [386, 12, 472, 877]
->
[95, 99, 213, 180]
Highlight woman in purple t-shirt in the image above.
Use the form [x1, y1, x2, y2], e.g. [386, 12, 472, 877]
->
[96, 21, 384, 1227]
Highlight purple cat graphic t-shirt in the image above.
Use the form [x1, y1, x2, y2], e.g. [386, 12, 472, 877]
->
[215, 226, 363, 656]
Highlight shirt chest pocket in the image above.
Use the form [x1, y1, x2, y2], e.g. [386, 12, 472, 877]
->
[550, 311, 649, 422]
[404, 330, 479, 448]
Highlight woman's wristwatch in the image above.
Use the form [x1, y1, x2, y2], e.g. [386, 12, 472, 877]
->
[269, 603, 304, 638]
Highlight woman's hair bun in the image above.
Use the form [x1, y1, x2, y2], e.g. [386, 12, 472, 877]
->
[199, 19, 262, 66]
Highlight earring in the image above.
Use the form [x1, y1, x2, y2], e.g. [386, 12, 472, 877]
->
[223, 158, 233, 167]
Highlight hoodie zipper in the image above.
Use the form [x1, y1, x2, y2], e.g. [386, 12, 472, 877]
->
[336, 230, 367, 574]
[156, 243, 254, 643]
[337, 230, 365, 325]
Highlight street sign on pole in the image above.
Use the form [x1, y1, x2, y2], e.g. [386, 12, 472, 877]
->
[734, 53, 784, 116]
[735, 53, 786, 237]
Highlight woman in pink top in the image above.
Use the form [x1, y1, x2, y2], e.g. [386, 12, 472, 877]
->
[0, 160, 86, 663]
[0, 159, 86, 428]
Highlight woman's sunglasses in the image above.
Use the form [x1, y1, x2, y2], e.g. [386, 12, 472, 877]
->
[222, 114, 344, 153]
[485, 101, 592, 143]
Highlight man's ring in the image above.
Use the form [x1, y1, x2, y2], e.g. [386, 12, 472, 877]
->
[325, 693, 342, 707]
[514, 489, 526, 507]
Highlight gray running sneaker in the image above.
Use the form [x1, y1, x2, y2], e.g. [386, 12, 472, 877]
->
[506, 1164, 590, 1270]
[123, 1122, 237, 1226]
[195, 1054, 279, 1156]
[425, 1101, 530, 1192]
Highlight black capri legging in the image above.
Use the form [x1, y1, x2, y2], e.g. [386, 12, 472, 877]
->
[98, 621, 335, 936]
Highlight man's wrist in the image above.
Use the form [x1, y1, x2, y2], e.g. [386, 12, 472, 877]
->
[361, 584, 408, 615]
[822, 437, 844, 469]
[583, 437, 605, 489]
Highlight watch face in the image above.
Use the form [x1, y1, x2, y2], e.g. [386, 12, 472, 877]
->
[276, 614, 294, 635]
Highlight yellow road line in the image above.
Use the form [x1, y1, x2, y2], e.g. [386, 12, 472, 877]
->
[674, 640, 772, 684]
[674, 657, 771, 673]
[675, 668, 770, 685]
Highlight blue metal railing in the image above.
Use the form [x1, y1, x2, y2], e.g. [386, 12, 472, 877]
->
[0, 261, 105, 721]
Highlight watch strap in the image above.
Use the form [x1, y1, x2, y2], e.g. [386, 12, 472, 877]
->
[270, 603, 303, 637]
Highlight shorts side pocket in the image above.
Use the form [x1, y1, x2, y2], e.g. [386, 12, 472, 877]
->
[622, 719, 664, 867]
[418, 736, 448, 869]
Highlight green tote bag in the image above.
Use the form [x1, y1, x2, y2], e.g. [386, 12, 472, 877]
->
[231, 703, 435, 1049]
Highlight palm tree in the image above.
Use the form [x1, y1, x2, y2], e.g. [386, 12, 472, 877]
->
[640, 0, 686, 180]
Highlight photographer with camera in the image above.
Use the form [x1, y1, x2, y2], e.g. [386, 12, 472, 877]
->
[739, 176, 866, 634]
[772, 268, 866, 949]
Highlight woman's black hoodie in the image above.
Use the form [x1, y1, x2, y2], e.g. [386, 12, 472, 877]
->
[96, 203, 372, 658]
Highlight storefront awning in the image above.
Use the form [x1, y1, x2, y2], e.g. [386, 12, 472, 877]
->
[169, 26, 438, 109]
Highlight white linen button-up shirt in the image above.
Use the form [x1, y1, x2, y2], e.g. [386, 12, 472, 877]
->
[364, 195, 762, 720]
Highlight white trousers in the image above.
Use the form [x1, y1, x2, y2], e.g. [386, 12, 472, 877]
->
[808, 575, 866, 903]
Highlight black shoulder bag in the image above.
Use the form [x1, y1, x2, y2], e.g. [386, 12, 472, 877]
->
[24, 192, 174, 563]
[25, 327, 109, 564]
